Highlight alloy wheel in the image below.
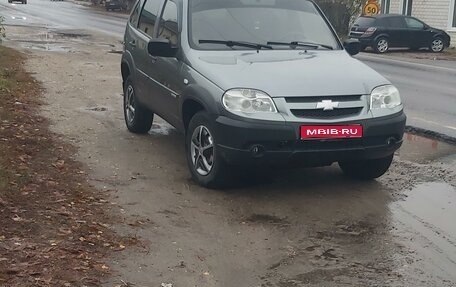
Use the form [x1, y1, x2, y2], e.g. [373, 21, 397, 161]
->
[125, 85, 135, 124]
[431, 39, 444, 52]
[190, 125, 214, 176]
[377, 39, 388, 53]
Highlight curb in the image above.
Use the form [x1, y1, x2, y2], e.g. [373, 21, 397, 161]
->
[405, 125, 456, 145]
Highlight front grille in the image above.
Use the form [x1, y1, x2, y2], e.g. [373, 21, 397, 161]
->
[285, 95, 361, 103]
[290, 107, 363, 119]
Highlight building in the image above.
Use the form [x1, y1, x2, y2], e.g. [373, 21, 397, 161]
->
[380, 0, 456, 46]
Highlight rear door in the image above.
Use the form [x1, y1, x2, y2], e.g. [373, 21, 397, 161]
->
[385, 16, 408, 47]
[404, 17, 431, 48]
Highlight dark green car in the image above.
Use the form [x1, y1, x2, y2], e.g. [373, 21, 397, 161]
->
[121, 0, 406, 188]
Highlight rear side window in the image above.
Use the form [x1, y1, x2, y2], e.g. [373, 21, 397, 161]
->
[129, 0, 143, 27]
[139, 0, 163, 37]
[386, 17, 406, 28]
[354, 17, 376, 27]
[158, 1, 179, 45]
[405, 17, 424, 29]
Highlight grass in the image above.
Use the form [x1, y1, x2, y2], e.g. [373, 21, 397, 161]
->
[0, 45, 129, 287]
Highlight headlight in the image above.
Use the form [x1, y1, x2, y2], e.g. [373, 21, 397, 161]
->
[222, 89, 277, 114]
[370, 85, 401, 109]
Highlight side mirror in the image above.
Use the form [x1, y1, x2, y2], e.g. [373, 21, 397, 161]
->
[344, 39, 361, 56]
[148, 38, 178, 58]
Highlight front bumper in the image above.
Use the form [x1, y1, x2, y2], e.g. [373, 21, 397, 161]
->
[215, 112, 406, 167]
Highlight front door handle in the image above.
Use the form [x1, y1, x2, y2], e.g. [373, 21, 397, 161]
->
[129, 40, 137, 47]
[149, 54, 158, 63]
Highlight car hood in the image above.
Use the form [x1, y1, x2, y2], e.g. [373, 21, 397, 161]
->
[188, 50, 389, 97]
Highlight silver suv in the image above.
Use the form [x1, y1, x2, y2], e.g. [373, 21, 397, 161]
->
[121, 0, 406, 188]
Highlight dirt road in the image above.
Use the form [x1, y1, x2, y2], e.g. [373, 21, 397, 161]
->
[2, 25, 456, 287]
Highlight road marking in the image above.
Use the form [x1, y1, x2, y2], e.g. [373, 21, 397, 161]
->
[357, 54, 456, 73]
[410, 116, 456, 131]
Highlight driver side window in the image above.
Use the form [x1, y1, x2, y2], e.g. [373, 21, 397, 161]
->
[157, 0, 179, 46]
[138, 0, 163, 37]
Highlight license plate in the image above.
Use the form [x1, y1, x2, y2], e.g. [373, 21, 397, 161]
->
[300, 125, 363, 140]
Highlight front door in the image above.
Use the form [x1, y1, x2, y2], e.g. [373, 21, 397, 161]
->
[149, 0, 184, 127]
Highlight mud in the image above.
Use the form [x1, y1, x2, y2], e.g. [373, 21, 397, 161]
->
[3, 25, 456, 287]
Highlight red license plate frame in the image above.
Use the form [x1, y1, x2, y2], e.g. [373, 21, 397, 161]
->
[300, 125, 363, 140]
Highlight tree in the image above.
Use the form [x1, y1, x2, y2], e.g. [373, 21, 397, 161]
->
[315, 0, 364, 38]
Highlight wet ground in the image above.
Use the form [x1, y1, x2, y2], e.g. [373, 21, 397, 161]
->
[1, 21, 456, 287]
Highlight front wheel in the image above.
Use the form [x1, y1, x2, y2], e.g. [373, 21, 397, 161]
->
[374, 37, 389, 54]
[123, 76, 153, 134]
[339, 154, 394, 180]
[186, 111, 232, 188]
[430, 37, 444, 53]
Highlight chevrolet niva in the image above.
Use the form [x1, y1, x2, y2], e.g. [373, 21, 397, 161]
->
[121, 0, 406, 188]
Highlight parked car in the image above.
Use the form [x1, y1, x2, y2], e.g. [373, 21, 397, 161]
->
[105, 0, 127, 11]
[349, 14, 451, 53]
[8, 0, 27, 4]
[121, 0, 406, 188]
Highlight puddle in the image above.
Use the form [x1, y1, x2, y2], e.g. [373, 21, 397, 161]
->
[149, 122, 175, 136]
[398, 133, 456, 163]
[390, 182, 456, 283]
[11, 16, 27, 20]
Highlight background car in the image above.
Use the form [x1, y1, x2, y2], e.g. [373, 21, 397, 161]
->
[105, 0, 127, 11]
[349, 14, 451, 53]
[8, 0, 27, 4]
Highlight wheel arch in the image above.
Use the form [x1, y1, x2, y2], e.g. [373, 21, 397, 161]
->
[180, 85, 220, 132]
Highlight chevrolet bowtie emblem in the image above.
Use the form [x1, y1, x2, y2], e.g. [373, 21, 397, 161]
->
[316, 100, 340, 111]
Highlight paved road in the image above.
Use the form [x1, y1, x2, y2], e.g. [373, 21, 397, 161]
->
[3, 0, 454, 138]
[0, 0, 127, 37]
[357, 53, 456, 139]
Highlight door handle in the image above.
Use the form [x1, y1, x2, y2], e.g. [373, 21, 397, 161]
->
[129, 40, 137, 47]
[149, 54, 158, 63]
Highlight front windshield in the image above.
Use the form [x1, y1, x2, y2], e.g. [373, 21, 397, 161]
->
[188, 0, 340, 50]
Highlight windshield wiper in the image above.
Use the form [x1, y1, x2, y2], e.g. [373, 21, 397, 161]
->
[267, 41, 333, 50]
[199, 40, 273, 50]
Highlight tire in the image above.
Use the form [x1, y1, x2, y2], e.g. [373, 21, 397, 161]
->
[339, 154, 394, 180]
[123, 76, 153, 134]
[186, 111, 232, 188]
[430, 37, 444, 53]
[373, 37, 389, 54]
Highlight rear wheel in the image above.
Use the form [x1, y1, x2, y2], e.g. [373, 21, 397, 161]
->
[186, 111, 232, 188]
[123, 76, 153, 134]
[339, 154, 394, 180]
[430, 37, 444, 53]
[374, 37, 389, 54]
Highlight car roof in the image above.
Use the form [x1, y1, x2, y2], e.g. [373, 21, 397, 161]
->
[360, 14, 408, 19]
